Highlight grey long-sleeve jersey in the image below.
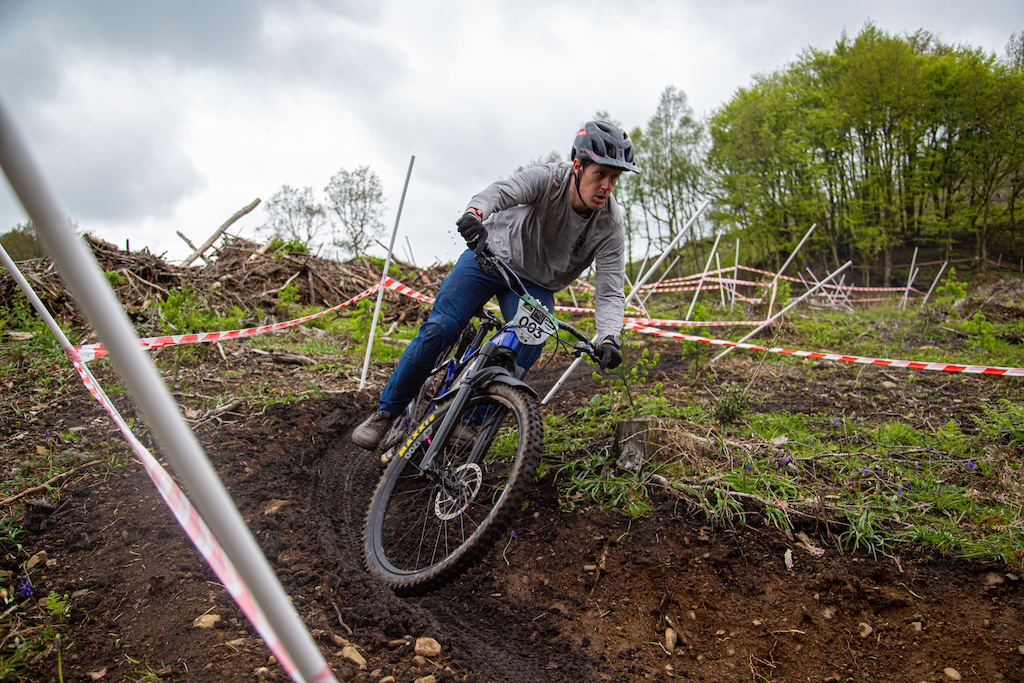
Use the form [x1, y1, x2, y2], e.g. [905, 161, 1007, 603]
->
[467, 162, 626, 342]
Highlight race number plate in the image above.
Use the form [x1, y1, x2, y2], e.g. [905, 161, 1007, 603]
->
[513, 298, 558, 346]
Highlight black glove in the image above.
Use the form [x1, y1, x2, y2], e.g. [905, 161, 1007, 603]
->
[456, 211, 487, 252]
[597, 340, 622, 370]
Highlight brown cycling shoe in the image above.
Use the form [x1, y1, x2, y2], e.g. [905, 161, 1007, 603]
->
[352, 410, 396, 450]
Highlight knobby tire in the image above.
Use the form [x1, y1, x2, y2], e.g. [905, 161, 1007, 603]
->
[363, 382, 542, 594]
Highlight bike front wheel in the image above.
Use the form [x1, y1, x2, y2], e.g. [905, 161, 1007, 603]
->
[363, 382, 542, 594]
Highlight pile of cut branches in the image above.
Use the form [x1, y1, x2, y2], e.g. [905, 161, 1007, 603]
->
[0, 233, 450, 335]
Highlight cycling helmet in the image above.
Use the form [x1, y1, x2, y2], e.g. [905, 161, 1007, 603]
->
[571, 120, 640, 174]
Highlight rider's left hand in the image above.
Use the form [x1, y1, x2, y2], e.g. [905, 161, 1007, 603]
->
[597, 340, 622, 370]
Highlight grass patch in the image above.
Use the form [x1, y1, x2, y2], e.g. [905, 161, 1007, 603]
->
[541, 294, 1024, 568]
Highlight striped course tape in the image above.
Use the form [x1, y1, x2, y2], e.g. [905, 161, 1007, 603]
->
[74, 283, 383, 362]
[623, 322, 1024, 376]
[624, 316, 769, 328]
[640, 283, 726, 294]
[736, 265, 913, 293]
[67, 349, 337, 682]
[75, 274, 1024, 377]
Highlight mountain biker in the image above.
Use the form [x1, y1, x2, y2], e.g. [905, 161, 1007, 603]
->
[352, 119, 639, 450]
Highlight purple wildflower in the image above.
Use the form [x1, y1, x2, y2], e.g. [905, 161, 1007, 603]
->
[17, 576, 32, 598]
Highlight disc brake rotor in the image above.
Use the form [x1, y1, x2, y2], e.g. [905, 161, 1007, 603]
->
[434, 463, 483, 520]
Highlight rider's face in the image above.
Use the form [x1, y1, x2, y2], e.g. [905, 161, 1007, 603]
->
[574, 160, 622, 211]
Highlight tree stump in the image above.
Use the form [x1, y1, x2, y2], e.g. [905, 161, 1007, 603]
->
[614, 416, 672, 473]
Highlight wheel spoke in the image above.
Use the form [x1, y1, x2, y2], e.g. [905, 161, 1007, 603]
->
[365, 384, 542, 593]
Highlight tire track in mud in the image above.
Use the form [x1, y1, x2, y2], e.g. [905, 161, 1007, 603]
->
[306, 404, 600, 682]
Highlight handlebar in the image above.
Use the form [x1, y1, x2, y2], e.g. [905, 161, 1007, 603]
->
[474, 247, 602, 365]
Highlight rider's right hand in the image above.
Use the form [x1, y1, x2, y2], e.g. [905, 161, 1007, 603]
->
[457, 210, 488, 253]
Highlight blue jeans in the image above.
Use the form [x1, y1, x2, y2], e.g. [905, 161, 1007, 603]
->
[378, 250, 555, 416]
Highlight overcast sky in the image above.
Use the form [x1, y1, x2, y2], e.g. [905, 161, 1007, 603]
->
[0, 0, 1020, 266]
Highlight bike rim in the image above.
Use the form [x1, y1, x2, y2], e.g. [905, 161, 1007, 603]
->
[369, 393, 521, 578]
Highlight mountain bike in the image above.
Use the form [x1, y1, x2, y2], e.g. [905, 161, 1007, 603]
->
[363, 248, 602, 594]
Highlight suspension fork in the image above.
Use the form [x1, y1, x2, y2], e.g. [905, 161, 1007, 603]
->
[416, 352, 492, 477]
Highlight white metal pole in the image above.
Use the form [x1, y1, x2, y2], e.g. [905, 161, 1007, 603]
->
[732, 239, 740, 307]
[685, 232, 721, 321]
[0, 95, 335, 683]
[542, 199, 710, 405]
[835, 274, 854, 310]
[902, 265, 920, 311]
[359, 156, 415, 390]
[715, 253, 725, 307]
[636, 252, 651, 292]
[806, 268, 840, 307]
[756, 223, 816, 304]
[900, 247, 918, 310]
[921, 261, 949, 306]
[711, 261, 852, 363]
[640, 254, 680, 308]
[629, 199, 709, 301]
[404, 235, 416, 267]
[625, 274, 650, 317]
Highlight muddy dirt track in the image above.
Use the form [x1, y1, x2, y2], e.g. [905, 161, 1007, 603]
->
[7, 338, 1024, 683]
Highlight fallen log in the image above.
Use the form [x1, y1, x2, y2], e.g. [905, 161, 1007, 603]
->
[249, 347, 316, 366]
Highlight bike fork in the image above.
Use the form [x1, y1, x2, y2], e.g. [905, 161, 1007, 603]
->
[416, 357, 484, 476]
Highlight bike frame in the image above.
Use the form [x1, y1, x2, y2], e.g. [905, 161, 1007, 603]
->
[394, 250, 597, 479]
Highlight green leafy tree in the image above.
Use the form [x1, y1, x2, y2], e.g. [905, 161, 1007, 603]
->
[952, 50, 1024, 266]
[0, 222, 45, 261]
[324, 166, 386, 258]
[620, 86, 706, 274]
[707, 23, 1024, 284]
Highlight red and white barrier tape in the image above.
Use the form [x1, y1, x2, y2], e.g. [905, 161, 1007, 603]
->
[624, 316, 771, 328]
[382, 276, 435, 303]
[623, 322, 1024, 376]
[639, 266, 736, 288]
[736, 265, 915, 293]
[570, 278, 596, 291]
[640, 283, 726, 294]
[74, 284, 382, 362]
[735, 265, 815, 284]
[73, 272, 996, 378]
[67, 349, 335, 682]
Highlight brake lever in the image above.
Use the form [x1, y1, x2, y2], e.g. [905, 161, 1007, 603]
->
[474, 249, 496, 277]
[572, 341, 599, 362]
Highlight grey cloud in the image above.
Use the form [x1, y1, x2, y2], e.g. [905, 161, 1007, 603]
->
[0, 0, 404, 112]
[0, 0, 403, 231]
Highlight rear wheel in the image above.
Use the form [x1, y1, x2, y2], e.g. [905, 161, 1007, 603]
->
[364, 382, 541, 594]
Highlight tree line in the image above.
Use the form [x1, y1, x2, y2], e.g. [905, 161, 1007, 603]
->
[616, 25, 1024, 285]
